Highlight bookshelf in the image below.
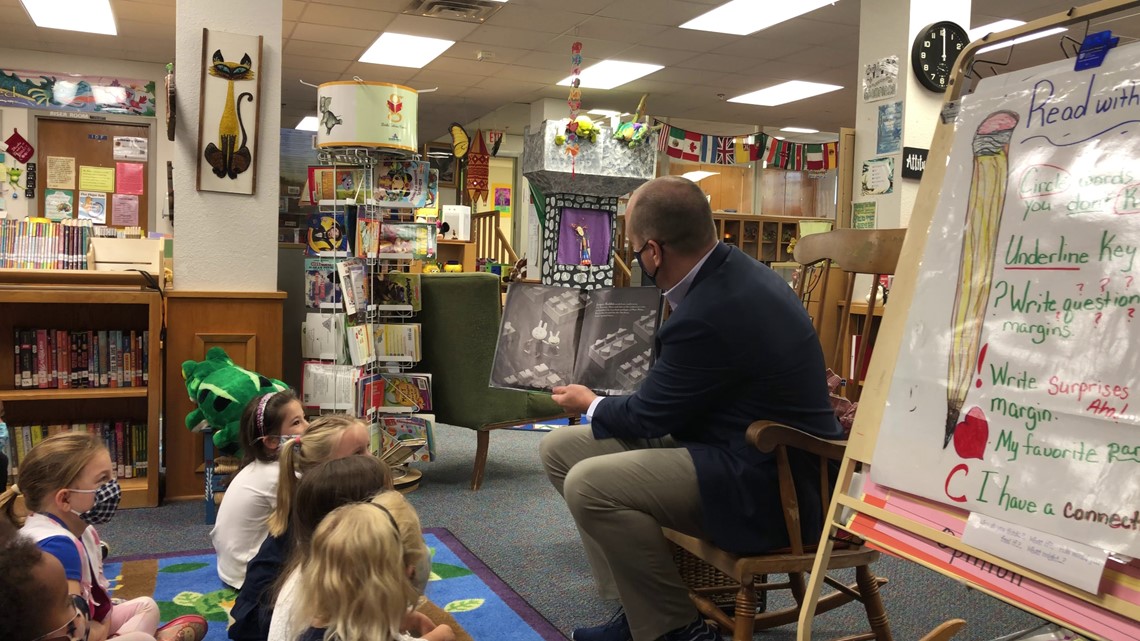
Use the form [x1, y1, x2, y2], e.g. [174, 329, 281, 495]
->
[712, 213, 826, 265]
[0, 274, 162, 508]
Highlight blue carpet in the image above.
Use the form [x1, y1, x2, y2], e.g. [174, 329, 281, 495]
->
[105, 527, 565, 641]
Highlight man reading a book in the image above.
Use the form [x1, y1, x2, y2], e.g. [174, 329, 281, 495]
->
[543, 175, 842, 641]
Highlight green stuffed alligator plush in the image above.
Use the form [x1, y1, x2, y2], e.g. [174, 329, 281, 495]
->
[182, 346, 288, 452]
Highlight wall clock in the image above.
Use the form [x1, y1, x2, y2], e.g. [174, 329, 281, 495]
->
[912, 21, 969, 92]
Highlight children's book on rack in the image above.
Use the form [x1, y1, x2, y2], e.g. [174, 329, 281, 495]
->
[307, 166, 366, 203]
[370, 413, 436, 463]
[378, 223, 436, 260]
[356, 214, 381, 258]
[376, 430, 427, 467]
[304, 257, 342, 308]
[335, 258, 368, 316]
[306, 211, 352, 256]
[345, 323, 374, 366]
[12, 328, 149, 390]
[491, 283, 662, 395]
[5, 420, 147, 480]
[301, 312, 347, 362]
[301, 361, 359, 410]
[370, 272, 421, 312]
[373, 323, 421, 362]
[358, 372, 432, 415]
[374, 160, 431, 208]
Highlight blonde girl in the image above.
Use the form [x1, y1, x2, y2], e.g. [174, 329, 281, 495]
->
[293, 502, 453, 641]
[212, 390, 308, 589]
[0, 432, 205, 641]
[266, 414, 370, 537]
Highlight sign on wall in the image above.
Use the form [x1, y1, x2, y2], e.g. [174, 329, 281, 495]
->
[0, 68, 155, 116]
[901, 146, 928, 180]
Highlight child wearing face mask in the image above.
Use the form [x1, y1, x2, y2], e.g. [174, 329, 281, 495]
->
[213, 390, 309, 590]
[0, 432, 206, 641]
[1, 520, 90, 641]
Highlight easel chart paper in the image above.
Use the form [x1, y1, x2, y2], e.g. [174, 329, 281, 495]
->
[870, 41, 1140, 558]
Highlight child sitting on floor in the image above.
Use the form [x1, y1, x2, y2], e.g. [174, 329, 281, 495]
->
[212, 390, 308, 590]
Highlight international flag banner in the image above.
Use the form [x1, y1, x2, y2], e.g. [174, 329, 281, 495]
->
[824, 142, 838, 169]
[658, 124, 671, 152]
[666, 127, 701, 161]
[734, 137, 750, 163]
[764, 135, 779, 164]
[699, 135, 717, 164]
[805, 144, 825, 171]
[714, 136, 735, 165]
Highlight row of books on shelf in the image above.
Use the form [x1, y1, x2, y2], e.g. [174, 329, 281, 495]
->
[12, 329, 150, 390]
[303, 316, 422, 366]
[306, 212, 437, 261]
[0, 218, 93, 270]
[370, 414, 435, 465]
[4, 420, 148, 480]
[305, 260, 423, 313]
[302, 365, 432, 416]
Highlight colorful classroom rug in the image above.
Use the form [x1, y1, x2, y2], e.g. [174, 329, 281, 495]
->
[105, 528, 566, 641]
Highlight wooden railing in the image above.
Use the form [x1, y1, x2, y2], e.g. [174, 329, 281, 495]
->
[472, 210, 518, 266]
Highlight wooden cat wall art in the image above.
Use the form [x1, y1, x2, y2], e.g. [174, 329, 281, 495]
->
[196, 28, 263, 195]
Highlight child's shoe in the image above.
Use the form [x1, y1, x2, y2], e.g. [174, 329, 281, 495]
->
[156, 615, 208, 641]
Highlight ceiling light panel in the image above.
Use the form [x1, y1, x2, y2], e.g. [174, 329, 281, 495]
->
[21, 0, 117, 35]
[296, 116, 319, 131]
[360, 32, 455, 68]
[680, 0, 834, 36]
[558, 60, 664, 90]
[729, 81, 843, 107]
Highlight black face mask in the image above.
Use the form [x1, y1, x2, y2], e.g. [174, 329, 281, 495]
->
[633, 240, 663, 287]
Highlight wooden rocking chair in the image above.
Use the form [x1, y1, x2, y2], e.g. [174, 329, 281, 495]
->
[664, 421, 892, 640]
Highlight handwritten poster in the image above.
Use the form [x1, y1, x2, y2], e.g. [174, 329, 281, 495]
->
[46, 156, 75, 189]
[79, 165, 115, 192]
[112, 194, 138, 226]
[116, 162, 144, 195]
[77, 191, 106, 224]
[871, 42, 1140, 557]
[853, 201, 877, 229]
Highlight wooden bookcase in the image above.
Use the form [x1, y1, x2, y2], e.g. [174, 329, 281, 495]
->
[713, 213, 824, 264]
[0, 274, 162, 508]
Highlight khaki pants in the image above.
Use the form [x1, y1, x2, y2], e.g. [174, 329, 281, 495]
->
[539, 424, 705, 641]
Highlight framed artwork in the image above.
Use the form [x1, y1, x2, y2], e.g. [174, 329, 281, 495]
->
[196, 28, 263, 195]
[423, 142, 456, 188]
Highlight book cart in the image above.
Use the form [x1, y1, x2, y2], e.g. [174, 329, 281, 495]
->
[302, 145, 437, 491]
[799, 2, 1140, 639]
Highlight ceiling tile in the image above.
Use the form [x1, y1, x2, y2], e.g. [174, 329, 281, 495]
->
[678, 52, 768, 74]
[310, 0, 405, 10]
[612, 44, 701, 67]
[114, 0, 175, 24]
[282, 21, 298, 39]
[512, 51, 578, 72]
[639, 26, 738, 52]
[282, 54, 352, 74]
[339, 63, 419, 84]
[466, 24, 554, 50]
[806, 0, 861, 26]
[649, 66, 732, 86]
[575, 15, 669, 43]
[538, 35, 630, 60]
[440, 42, 531, 65]
[408, 68, 484, 88]
[509, 0, 613, 14]
[298, 5, 395, 32]
[284, 39, 365, 62]
[486, 4, 585, 33]
[283, 0, 306, 21]
[745, 59, 833, 83]
[290, 22, 380, 47]
[472, 76, 548, 95]
[597, 0, 707, 26]
[427, 57, 506, 78]
[494, 63, 565, 84]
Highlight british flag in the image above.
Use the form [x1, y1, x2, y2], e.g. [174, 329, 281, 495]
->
[714, 136, 735, 165]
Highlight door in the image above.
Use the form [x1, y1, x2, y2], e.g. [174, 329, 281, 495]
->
[36, 118, 151, 234]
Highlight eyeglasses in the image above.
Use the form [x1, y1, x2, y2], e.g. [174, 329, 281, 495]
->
[32, 600, 86, 641]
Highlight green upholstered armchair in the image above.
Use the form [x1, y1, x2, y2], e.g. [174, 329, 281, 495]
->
[414, 273, 576, 489]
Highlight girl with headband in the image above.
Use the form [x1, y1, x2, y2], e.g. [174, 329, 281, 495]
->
[212, 390, 307, 590]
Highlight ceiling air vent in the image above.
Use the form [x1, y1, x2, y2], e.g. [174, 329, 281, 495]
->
[402, 0, 505, 23]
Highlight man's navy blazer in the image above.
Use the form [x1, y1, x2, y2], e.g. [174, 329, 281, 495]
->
[592, 242, 843, 554]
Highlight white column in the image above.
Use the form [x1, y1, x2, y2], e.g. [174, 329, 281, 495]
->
[853, 0, 970, 229]
[173, 0, 283, 290]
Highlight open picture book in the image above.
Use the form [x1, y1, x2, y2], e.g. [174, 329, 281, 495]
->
[490, 283, 662, 395]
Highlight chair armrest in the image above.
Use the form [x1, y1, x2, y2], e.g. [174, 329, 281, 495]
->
[746, 420, 848, 460]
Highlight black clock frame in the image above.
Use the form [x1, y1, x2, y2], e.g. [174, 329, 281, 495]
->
[911, 21, 969, 92]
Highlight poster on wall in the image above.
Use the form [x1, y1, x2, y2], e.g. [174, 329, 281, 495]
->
[860, 157, 894, 195]
[113, 136, 148, 161]
[116, 162, 144, 195]
[493, 184, 512, 216]
[869, 42, 1140, 558]
[0, 68, 156, 116]
[79, 165, 114, 192]
[852, 201, 877, 229]
[877, 101, 903, 154]
[863, 55, 898, 102]
[44, 189, 73, 220]
[196, 28, 263, 195]
[112, 194, 139, 226]
[46, 156, 75, 189]
[77, 191, 106, 223]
